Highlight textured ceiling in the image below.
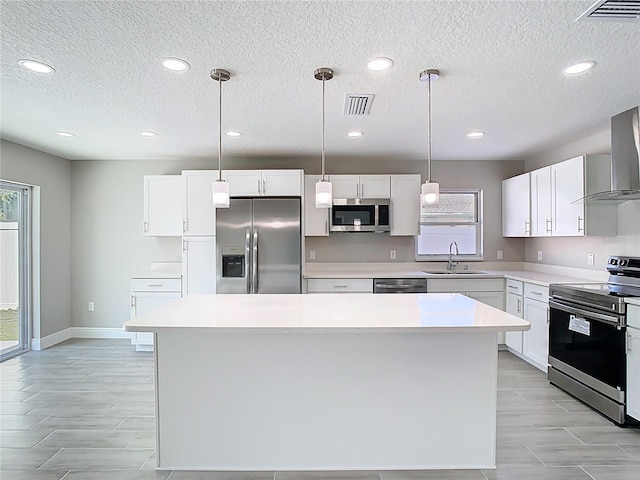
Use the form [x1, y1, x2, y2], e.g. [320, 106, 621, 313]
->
[1, 0, 639, 163]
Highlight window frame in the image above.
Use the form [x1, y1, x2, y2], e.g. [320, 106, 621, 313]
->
[414, 189, 484, 262]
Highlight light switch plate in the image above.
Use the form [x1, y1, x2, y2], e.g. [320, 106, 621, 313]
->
[497, 250, 504, 260]
[390, 250, 396, 260]
[537, 251, 543, 261]
[309, 250, 316, 260]
[587, 253, 595, 265]
[88, 302, 95, 312]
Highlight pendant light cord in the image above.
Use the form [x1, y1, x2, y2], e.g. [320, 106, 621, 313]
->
[321, 76, 326, 182]
[427, 72, 432, 182]
[218, 75, 222, 181]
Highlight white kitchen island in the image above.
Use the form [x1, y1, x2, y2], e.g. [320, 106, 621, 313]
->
[124, 293, 530, 471]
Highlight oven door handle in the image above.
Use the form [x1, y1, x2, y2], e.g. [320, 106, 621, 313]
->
[548, 299, 623, 327]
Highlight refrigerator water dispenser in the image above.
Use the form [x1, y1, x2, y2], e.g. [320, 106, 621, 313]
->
[221, 246, 245, 278]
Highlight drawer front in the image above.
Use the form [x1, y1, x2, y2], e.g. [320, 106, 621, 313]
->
[427, 278, 504, 293]
[524, 283, 549, 302]
[131, 278, 182, 292]
[505, 279, 524, 296]
[307, 278, 373, 293]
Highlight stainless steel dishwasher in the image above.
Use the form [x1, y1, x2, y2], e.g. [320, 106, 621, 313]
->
[373, 278, 427, 293]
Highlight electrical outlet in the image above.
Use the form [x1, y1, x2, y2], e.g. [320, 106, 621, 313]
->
[309, 250, 316, 260]
[88, 302, 95, 312]
[587, 253, 595, 266]
[497, 250, 504, 260]
[390, 249, 397, 260]
[537, 251, 543, 261]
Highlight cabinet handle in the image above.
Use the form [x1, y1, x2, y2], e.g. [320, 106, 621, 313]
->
[143, 221, 148, 232]
[258, 179, 261, 195]
[577, 216, 584, 233]
[131, 295, 135, 308]
[507, 285, 518, 290]
[545, 219, 552, 233]
[360, 183, 364, 198]
[517, 298, 521, 314]
[546, 307, 550, 324]
[325, 220, 328, 235]
[263, 179, 266, 194]
[524, 221, 530, 235]
[182, 239, 186, 252]
[628, 333, 632, 353]
[334, 285, 348, 288]
[357, 183, 360, 198]
[532, 291, 543, 296]
[183, 220, 187, 232]
[147, 284, 163, 287]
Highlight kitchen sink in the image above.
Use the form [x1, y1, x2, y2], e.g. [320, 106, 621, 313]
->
[422, 270, 488, 275]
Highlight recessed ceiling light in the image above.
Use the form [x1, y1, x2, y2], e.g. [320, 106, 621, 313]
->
[225, 130, 242, 137]
[140, 131, 158, 137]
[466, 131, 485, 139]
[162, 57, 190, 72]
[563, 61, 596, 76]
[347, 131, 364, 138]
[56, 131, 75, 137]
[18, 59, 55, 74]
[366, 58, 393, 71]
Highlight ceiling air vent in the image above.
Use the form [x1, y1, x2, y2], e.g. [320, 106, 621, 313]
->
[344, 94, 374, 115]
[577, 0, 640, 21]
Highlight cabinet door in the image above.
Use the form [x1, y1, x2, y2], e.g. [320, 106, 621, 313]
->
[465, 291, 504, 310]
[131, 292, 180, 348]
[628, 326, 640, 421]
[263, 170, 302, 196]
[390, 175, 420, 236]
[328, 175, 359, 198]
[360, 175, 391, 199]
[144, 175, 183, 236]
[222, 170, 262, 196]
[502, 173, 530, 237]
[182, 237, 216, 295]
[183, 172, 217, 236]
[523, 298, 549, 371]
[304, 175, 329, 236]
[505, 292, 524, 353]
[530, 166, 552, 237]
[552, 156, 585, 236]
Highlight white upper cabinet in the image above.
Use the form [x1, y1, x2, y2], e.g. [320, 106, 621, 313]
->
[502, 173, 530, 237]
[182, 171, 217, 236]
[222, 170, 303, 197]
[390, 174, 421, 236]
[525, 155, 616, 237]
[143, 175, 183, 236]
[304, 175, 329, 236]
[551, 155, 616, 236]
[329, 175, 391, 199]
[530, 166, 552, 237]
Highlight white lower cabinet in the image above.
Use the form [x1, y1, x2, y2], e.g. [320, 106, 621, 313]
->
[522, 283, 549, 372]
[307, 278, 373, 294]
[627, 305, 640, 421]
[182, 236, 216, 295]
[130, 278, 182, 351]
[505, 280, 524, 353]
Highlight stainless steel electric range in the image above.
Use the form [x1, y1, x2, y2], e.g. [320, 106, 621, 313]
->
[548, 255, 640, 426]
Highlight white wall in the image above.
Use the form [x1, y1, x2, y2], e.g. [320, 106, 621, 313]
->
[523, 126, 640, 270]
[70, 156, 524, 329]
[0, 140, 72, 338]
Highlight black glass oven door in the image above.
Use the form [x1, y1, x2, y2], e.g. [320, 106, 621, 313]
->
[548, 302, 626, 391]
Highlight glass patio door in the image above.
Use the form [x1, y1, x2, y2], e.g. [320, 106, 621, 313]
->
[0, 181, 31, 361]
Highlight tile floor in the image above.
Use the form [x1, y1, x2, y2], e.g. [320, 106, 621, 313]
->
[1, 339, 639, 480]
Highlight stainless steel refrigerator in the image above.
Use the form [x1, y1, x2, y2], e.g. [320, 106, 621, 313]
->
[216, 198, 302, 294]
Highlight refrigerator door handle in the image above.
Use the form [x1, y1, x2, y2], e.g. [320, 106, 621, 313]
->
[252, 230, 259, 293]
[245, 228, 252, 294]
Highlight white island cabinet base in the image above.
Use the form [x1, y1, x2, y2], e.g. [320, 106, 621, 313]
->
[125, 293, 529, 471]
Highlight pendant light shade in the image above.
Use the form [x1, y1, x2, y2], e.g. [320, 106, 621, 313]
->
[419, 69, 440, 207]
[211, 68, 231, 208]
[314, 67, 334, 209]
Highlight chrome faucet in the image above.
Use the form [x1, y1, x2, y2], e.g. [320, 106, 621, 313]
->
[447, 241, 459, 271]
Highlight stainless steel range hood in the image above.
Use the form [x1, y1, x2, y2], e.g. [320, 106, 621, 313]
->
[583, 106, 640, 202]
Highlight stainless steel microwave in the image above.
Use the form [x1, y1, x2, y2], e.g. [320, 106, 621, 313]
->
[330, 198, 390, 232]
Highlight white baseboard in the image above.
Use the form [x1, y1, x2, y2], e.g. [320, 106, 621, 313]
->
[32, 328, 72, 350]
[32, 327, 133, 350]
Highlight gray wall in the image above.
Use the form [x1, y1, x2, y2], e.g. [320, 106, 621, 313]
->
[70, 156, 524, 329]
[523, 127, 640, 270]
[0, 140, 71, 338]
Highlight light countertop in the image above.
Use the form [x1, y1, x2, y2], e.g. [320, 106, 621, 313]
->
[124, 293, 530, 334]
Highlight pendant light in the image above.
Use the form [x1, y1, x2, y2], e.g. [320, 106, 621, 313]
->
[211, 69, 231, 208]
[314, 67, 334, 208]
[419, 69, 440, 207]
